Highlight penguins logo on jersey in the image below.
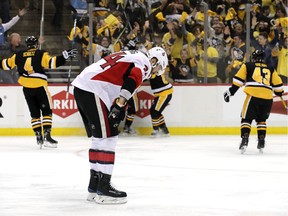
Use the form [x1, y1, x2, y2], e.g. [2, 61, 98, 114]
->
[232, 47, 244, 60]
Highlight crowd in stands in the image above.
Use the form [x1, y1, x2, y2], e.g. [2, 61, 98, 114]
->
[1, 0, 288, 84]
[0, 6, 27, 83]
[68, 0, 288, 84]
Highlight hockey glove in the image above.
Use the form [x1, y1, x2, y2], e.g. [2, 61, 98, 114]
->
[223, 89, 232, 102]
[108, 99, 126, 128]
[101, 49, 111, 58]
[62, 48, 78, 59]
[127, 39, 136, 49]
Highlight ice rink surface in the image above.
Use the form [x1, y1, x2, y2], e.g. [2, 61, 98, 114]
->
[0, 135, 287, 216]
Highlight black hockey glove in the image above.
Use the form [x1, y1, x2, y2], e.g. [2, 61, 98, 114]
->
[101, 49, 111, 58]
[62, 48, 78, 59]
[223, 89, 232, 102]
[127, 39, 136, 49]
[108, 99, 126, 128]
[124, 37, 140, 50]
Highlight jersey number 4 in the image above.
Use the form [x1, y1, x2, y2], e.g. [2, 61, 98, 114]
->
[24, 57, 35, 74]
[100, 52, 125, 69]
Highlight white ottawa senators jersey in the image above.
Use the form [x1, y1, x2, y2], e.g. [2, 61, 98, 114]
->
[72, 50, 151, 108]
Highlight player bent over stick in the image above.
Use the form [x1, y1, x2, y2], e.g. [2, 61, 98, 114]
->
[0, 36, 77, 148]
[72, 47, 168, 204]
[224, 50, 284, 154]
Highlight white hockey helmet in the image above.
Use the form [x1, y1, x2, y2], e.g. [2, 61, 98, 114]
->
[147, 47, 168, 76]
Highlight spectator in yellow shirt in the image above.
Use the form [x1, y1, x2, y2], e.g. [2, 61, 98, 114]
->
[162, 19, 195, 59]
[191, 38, 219, 83]
[275, 36, 288, 83]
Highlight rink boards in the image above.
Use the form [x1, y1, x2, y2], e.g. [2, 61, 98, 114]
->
[0, 84, 287, 135]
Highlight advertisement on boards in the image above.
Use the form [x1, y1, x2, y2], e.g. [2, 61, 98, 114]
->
[0, 85, 287, 129]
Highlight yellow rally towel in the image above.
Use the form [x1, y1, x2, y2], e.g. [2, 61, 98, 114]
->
[179, 11, 188, 23]
[253, 31, 259, 39]
[93, 11, 108, 17]
[208, 10, 217, 17]
[67, 27, 81, 41]
[238, 4, 246, 21]
[199, 31, 205, 39]
[251, 4, 260, 13]
[196, 12, 204, 22]
[225, 8, 237, 21]
[156, 12, 166, 22]
[196, 10, 217, 22]
[97, 14, 119, 35]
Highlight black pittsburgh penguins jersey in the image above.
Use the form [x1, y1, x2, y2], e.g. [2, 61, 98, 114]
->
[149, 73, 173, 97]
[232, 62, 283, 99]
[0, 48, 66, 88]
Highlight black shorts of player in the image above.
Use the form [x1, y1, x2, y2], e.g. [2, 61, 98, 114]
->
[23, 86, 52, 118]
[73, 87, 118, 138]
[241, 95, 273, 121]
[150, 93, 172, 118]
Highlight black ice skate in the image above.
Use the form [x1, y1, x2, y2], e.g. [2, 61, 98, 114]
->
[239, 133, 249, 154]
[151, 127, 170, 138]
[35, 131, 43, 149]
[87, 169, 99, 201]
[96, 173, 127, 204]
[151, 128, 160, 137]
[160, 126, 170, 137]
[257, 136, 265, 154]
[43, 129, 58, 148]
[122, 126, 136, 136]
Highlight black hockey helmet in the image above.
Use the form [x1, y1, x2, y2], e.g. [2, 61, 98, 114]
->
[252, 49, 265, 62]
[25, 36, 38, 49]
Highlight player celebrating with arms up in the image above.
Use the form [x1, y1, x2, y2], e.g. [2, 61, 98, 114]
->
[0, 35, 77, 148]
[72, 47, 168, 204]
[223, 50, 284, 154]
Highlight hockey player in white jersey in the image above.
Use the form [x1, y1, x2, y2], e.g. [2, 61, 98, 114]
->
[72, 47, 168, 204]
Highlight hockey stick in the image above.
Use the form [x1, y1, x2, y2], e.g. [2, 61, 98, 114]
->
[111, 4, 132, 48]
[66, 18, 77, 100]
[39, 0, 45, 50]
[280, 96, 288, 109]
[113, 23, 129, 47]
